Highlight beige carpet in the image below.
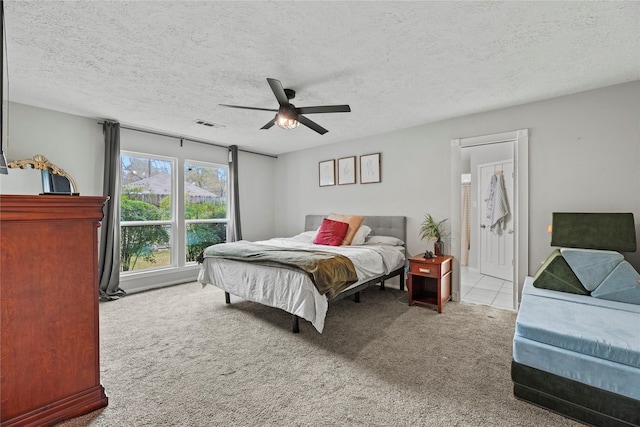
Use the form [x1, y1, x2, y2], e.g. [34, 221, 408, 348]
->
[59, 282, 581, 426]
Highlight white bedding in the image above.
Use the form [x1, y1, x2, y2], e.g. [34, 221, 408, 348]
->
[197, 235, 405, 333]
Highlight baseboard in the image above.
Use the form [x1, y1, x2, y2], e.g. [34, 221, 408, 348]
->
[1, 385, 108, 427]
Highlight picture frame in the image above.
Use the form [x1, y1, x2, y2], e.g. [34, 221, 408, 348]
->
[360, 153, 381, 184]
[318, 159, 336, 187]
[337, 156, 356, 185]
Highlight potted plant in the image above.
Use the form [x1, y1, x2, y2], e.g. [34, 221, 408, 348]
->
[419, 214, 448, 256]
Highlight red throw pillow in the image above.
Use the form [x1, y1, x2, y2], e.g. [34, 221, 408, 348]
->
[313, 218, 349, 246]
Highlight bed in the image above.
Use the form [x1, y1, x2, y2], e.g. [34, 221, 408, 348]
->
[197, 215, 406, 333]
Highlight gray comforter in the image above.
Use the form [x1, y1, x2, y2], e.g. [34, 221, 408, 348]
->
[200, 241, 358, 299]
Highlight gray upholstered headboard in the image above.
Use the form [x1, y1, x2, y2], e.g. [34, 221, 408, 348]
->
[304, 215, 406, 245]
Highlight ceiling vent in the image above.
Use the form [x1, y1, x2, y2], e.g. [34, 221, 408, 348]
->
[193, 119, 224, 128]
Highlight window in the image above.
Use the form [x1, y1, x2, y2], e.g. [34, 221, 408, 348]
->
[119, 152, 229, 274]
[120, 153, 175, 272]
[184, 161, 228, 262]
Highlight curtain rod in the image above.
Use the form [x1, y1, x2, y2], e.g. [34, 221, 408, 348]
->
[97, 122, 278, 159]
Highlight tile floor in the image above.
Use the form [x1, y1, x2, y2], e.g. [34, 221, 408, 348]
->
[460, 266, 515, 311]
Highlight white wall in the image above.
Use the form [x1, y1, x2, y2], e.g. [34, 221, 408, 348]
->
[275, 81, 640, 273]
[4, 81, 639, 287]
[237, 150, 276, 241]
[0, 102, 104, 195]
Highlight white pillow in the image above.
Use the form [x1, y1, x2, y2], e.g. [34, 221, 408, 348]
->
[289, 230, 317, 242]
[350, 225, 372, 245]
[299, 230, 318, 238]
[364, 235, 405, 246]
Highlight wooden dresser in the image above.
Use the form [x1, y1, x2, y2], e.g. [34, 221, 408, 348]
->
[1, 195, 108, 427]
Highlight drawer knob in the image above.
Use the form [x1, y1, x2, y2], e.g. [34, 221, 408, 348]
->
[419, 268, 431, 274]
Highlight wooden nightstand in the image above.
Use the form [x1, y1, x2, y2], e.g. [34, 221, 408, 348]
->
[407, 254, 453, 313]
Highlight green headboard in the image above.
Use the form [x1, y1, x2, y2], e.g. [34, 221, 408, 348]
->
[550, 212, 636, 252]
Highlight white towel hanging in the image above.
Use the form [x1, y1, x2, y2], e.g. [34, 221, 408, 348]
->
[486, 172, 509, 233]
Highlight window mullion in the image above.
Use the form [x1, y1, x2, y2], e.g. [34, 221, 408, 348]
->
[176, 158, 186, 267]
[122, 220, 172, 227]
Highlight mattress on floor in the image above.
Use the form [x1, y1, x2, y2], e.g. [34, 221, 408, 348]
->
[513, 278, 640, 400]
[513, 335, 640, 400]
[516, 278, 640, 367]
[523, 277, 640, 314]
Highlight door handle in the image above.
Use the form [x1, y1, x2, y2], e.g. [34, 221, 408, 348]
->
[508, 229, 514, 234]
[480, 225, 486, 229]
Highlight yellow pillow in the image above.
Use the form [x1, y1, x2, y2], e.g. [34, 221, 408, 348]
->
[327, 213, 364, 245]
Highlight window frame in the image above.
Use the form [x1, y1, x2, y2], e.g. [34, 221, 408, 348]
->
[183, 158, 229, 264]
[119, 151, 177, 274]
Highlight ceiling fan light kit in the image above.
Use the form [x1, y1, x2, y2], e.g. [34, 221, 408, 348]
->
[275, 103, 300, 130]
[221, 78, 350, 135]
[275, 111, 299, 130]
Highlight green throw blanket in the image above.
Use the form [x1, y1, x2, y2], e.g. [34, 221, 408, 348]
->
[201, 241, 358, 299]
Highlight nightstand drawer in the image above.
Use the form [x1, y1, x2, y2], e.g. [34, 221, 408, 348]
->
[409, 262, 441, 278]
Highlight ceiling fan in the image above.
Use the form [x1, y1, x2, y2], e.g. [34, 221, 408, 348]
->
[220, 78, 351, 135]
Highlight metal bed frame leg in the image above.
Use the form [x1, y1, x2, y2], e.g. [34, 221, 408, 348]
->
[222, 264, 407, 333]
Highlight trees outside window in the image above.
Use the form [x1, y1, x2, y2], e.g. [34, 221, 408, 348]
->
[184, 161, 228, 262]
[120, 154, 174, 272]
[119, 153, 228, 273]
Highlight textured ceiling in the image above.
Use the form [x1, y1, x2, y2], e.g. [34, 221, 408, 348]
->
[4, 1, 640, 156]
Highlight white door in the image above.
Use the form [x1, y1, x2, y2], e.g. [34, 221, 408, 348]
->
[478, 160, 514, 281]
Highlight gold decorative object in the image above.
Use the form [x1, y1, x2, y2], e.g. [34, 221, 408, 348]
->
[7, 154, 78, 193]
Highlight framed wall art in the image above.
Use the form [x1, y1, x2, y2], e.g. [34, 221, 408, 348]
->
[337, 156, 356, 185]
[360, 153, 381, 184]
[319, 159, 336, 187]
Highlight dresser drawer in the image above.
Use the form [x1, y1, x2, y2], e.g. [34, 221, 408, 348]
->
[409, 262, 442, 278]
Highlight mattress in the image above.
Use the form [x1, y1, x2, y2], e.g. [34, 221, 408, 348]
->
[198, 235, 405, 333]
[513, 336, 640, 400]
[513, 278, 640, 400]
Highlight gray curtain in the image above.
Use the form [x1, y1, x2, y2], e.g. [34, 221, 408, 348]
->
[227, 145, 242, 242]
[99, 121, 125, 300]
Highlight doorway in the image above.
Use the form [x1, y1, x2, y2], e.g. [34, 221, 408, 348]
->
[450, 130, 528, 311]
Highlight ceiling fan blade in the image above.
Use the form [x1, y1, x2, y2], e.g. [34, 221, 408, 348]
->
[296, 105, 351, 114]
[266, 78, 290, 106]
[261, 118, 276, 130]
[219, 104, 278, 112]
[297, 115, 328, 135]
